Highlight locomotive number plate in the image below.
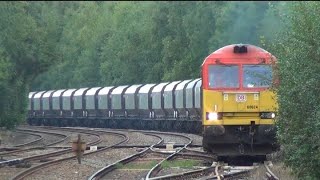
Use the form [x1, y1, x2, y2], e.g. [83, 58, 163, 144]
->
[236, 94, 247, 102]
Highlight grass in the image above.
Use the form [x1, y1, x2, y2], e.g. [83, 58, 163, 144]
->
[115, 160, 158, 169]
[161, 159, 201, 169]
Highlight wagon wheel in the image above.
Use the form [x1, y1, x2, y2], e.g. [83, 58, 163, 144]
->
[104, 119, 110, 128]
[96, 119, 103, 128]
[153, 120, 160, 130]
[139, 120, 146, 130]
[174, 120, 182, 132]
[70, 118, 77, 127]
[110, 119, 117, 128]
[147, 120, 154, 130]
[133, 119, 141, 130]
[185, 121, 195, 133]
[163, 120, 173, 132]
[42, 118, 48, 126]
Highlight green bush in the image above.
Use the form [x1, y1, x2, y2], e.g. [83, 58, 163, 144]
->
[274, 2, 320, 179]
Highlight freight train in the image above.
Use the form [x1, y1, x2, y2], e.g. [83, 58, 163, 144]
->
[28, 79, 203, 133]
[27, 44, 279, 156]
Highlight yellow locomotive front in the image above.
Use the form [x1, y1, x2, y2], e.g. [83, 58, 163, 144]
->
[202, 44, 279, 156]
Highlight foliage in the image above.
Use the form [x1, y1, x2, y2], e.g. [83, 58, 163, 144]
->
[273, 2, 320, 179]
[31, 1, 277, 89]
[0, 2, 63, 128]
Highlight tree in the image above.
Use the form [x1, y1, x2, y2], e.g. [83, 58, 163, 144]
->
[274, 2, 320, 179]
[0, 2, 63, 128]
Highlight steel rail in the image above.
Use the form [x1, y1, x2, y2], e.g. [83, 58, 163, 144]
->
[12, 130, 128, 180]
[264, 161, 280, 180]
[88, 132, 163, 180]
[13, 131, 43, 148]
[16, 128, 68, 146]
[0, 128, 101, 167]
[145, 132, 193, 180]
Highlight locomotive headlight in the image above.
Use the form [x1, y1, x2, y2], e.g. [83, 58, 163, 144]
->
[260, 112, 276, 119]
[208, 112, 218, 120]
[206, 112, 222, 120]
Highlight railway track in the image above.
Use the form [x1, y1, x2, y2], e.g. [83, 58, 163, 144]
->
[1, 126, 281, 179]
[88, 132, 164, 179]
[12, 131, 42, 148]
[11, 127, 128, 180]
[87, 130, 212, 180]
[0, 127, 101, 167]
[0, 128, 68, 158]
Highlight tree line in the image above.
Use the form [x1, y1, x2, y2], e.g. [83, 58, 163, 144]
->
[0, 1, 318, 178]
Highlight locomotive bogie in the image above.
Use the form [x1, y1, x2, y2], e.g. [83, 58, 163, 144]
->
[202, 125, 278, 155]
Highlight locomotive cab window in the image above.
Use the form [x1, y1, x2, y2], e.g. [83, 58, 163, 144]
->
[243, 65, 272, 88]
[208, 65, 239, 88]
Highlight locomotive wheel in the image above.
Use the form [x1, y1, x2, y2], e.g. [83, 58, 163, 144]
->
[202, 136, 211, 153]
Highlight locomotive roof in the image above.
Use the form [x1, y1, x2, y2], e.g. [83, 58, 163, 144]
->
[202, 44, 276, 65]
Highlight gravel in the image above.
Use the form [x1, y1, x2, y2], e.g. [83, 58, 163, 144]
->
[1, 149, 58, 161]
[154, 133, 190, 145]
[102, 152, 167, 180]
[123, 132, 162, 146]
[0, 126, 206, 180]
[24, 148, 139, 180]
[0, 165, 29, 180]
[0, 131, 39, 147]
